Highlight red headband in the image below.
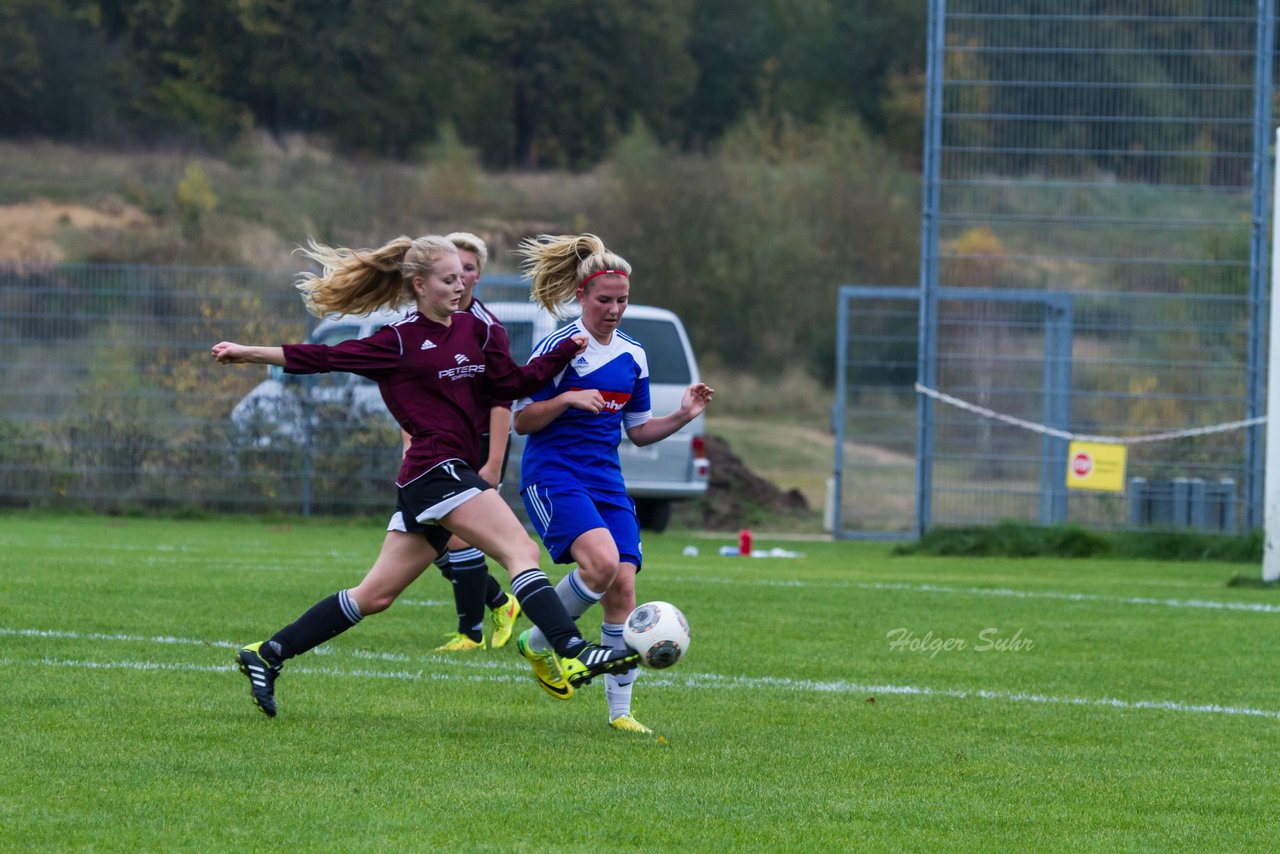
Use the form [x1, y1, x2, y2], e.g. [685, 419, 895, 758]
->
[580, 268, 629, 287]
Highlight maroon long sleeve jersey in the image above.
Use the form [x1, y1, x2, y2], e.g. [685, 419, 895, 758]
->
[466, 297, 514, 435]
[283, 310, 577, 486]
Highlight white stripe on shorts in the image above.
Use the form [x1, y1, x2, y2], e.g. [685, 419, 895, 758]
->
[415, 487, 482, 523]
[526, 484, 552, 529]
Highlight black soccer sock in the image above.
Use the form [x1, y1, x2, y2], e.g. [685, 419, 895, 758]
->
[484, 575, 508, 610]
[263, 589, 363, 664]
[510, 569, 585, 658]
[434, 550, 453, 582]
[447, 547, 488, 641]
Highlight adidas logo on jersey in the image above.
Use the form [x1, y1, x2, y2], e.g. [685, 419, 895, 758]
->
[454, 353, 470, 365]
[575, 356, 589, 365]
[420, 340, 437, 350]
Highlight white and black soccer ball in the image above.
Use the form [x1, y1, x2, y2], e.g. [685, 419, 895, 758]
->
[623, 601, 690, 669]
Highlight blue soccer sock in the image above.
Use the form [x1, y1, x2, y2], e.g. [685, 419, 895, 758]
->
[525, 568, 603, 652]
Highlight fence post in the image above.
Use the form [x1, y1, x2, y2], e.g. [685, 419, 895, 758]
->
[1129, 477, 1147, 526]
[1188, 478, 1208, 530]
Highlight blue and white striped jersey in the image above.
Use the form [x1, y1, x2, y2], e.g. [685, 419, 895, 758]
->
[515, 318, 652, 491]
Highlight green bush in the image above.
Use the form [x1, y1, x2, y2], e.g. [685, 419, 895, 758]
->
[590, 112, 918, 381]
[896, 520, 1263, 564]
[0, 417, 58, 508]
[175, 162, 217, 236]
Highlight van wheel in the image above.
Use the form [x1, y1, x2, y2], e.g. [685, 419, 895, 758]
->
[636, 499, 672, 533]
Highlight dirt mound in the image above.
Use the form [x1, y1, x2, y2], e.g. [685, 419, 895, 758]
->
[673, 434, 811, 530]
[0, 199, 152, 263]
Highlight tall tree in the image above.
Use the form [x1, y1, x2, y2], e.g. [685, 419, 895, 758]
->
[0, 1, 135, 140]
[770, 0, 927, 134]
[484, 0, 697, 168]
[681, 0, 774, 148]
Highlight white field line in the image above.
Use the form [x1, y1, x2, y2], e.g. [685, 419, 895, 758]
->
[0, 658, 529, 686]
[671, 575, 1280, 615]
[860, 580, 1280, 614]
[4, 626, 1279, 722]
[0, 627, 505, 670]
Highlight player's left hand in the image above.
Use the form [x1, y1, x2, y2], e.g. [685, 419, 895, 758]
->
[478, 461, 501, 487]
[682, 382, 714, 417]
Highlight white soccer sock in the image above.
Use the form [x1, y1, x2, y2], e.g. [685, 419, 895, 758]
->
[602, 621, 638, 720]
[527, 568, 603, 652]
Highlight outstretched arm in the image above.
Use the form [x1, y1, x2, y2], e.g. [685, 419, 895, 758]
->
[625, 382, 715, 447]
[211, 342, 286, 367]
[484, 333, 588, 400]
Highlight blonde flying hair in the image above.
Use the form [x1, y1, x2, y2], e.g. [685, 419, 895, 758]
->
[445, 231, 489, 271]
[517, 233, 632, 319]
[293, 235, 458, 317]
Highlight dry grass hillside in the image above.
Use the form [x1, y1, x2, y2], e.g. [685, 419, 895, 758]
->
[0, 198, 154, 264]
[0, 138, 852, 533]
[0, 137, 602, 270]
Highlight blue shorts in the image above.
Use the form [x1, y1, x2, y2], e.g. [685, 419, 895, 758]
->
[521, 481, 642, 571]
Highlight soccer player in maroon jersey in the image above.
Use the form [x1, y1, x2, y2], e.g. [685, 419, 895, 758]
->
[212, 234, 637, 717]
[420, 232, 523, 653]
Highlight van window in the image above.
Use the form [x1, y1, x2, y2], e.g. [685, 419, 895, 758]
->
[620, 318, 692, 384]
[315, 324, 363, 347]
[306, 323, 366, 388]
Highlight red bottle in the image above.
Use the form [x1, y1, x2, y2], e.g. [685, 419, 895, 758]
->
[738, 529, 752, 556]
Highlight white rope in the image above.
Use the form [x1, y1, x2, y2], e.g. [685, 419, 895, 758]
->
[914, 383, 1266, 446]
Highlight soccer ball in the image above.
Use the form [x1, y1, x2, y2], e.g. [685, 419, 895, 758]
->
[623, 601, 690, 669]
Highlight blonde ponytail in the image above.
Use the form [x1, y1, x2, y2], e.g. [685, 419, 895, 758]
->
[517, 233, 632, 319]
[294, 235, 456, 317]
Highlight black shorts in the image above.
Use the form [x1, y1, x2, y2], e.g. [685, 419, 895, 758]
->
[387, 460, 493, 553]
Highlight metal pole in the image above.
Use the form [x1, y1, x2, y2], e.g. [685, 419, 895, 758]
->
[915, 0, 947, 538]
[301, 312, 317, 518]
[1264, 124, 1280, 581]
[1247, 0, 1276, 532]
[833, 288, 849, 539]
[1043, 295, 1073, 525]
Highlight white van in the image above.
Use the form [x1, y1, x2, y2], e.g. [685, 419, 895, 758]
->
[229, 297, 709, 531]
[229, 306, 410, 445]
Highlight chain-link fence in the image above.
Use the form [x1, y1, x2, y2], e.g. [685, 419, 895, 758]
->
[0, 263, 530, 516]
[834, 1, 1276, 537]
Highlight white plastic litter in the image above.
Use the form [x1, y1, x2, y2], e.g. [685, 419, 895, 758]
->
[717, 545, 805, 558]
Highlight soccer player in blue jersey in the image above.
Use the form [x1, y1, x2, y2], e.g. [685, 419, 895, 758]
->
[512, 233, 714, 732]
[212, 234, 638, 717]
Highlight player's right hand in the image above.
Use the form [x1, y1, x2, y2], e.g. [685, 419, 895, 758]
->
[212, 342, 247, 364]
[563, 388, 605, 414]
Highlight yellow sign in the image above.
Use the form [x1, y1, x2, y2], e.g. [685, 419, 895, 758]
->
[1065, 441, 1127, 492]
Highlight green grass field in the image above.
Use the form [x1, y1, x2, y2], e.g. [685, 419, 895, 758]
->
[3, 513, 1279, 852]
